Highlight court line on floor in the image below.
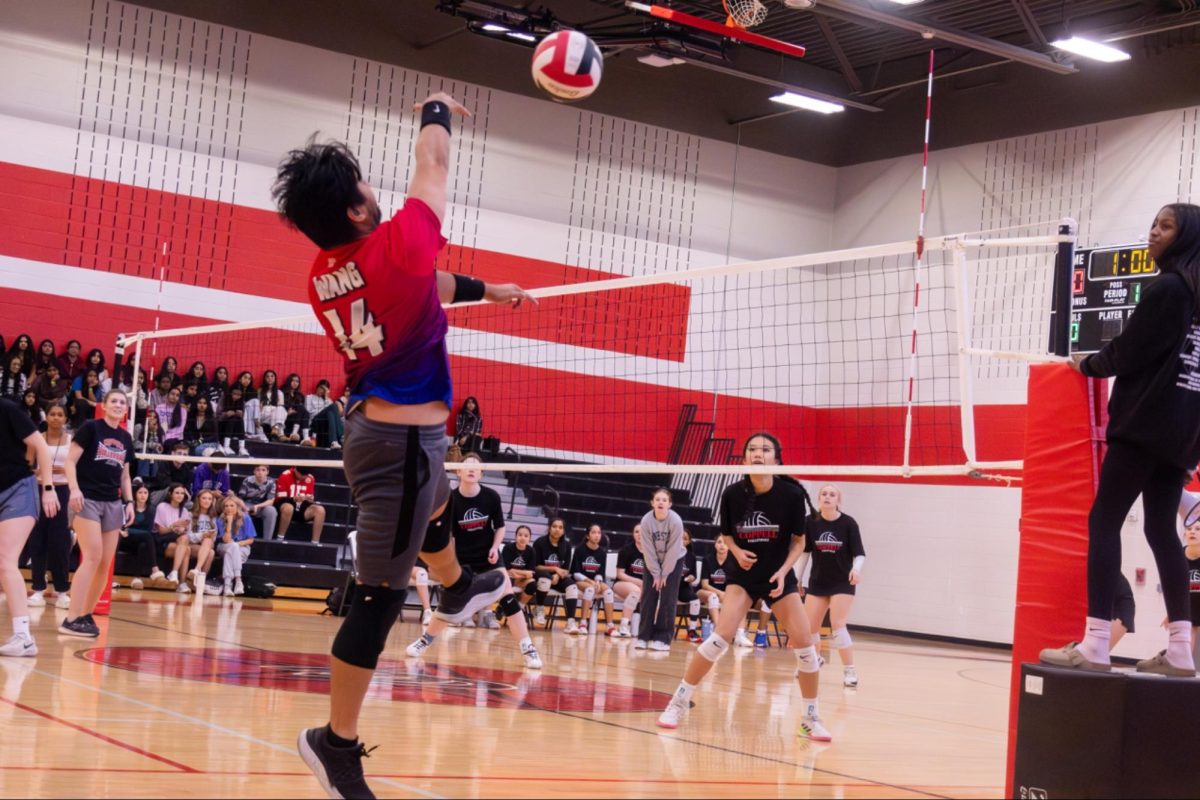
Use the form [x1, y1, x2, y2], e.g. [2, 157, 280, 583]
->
[27, 666, 443, 800]
[0, 695, 198, 773]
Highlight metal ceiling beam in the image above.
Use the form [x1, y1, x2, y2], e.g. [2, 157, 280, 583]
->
[810, 0, 1076, 75]
[813, 15, 864, 93]
[1009, 0, 1048, 47]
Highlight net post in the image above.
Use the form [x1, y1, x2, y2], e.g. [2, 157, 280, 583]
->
[1049, 218, 1078, 357]
[127, 333, 144, 446]
[951, 244, 979, 465]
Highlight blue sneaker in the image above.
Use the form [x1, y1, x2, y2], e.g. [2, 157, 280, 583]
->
[754, 630, 768, 648]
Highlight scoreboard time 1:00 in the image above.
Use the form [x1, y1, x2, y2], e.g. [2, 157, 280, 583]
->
[1069, 244, 1161, 353]
[1086, 245, 1158, 281]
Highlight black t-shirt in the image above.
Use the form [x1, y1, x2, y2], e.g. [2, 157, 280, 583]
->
[0, 398, 36, 493]
[72, 419, 134, 502]
[533, 534, 572, 576]
[804, 513, 866, 592]
[1189, 555, 1200, 625]
[616, 542, 646, 582]
[719, 478, 809, 584]
[702, 552, 731, 591]
[680, 543, 696, 584]
[502, 542, 538, 571]
[570, 543, 608, 582]
[450, 484, 506, 568]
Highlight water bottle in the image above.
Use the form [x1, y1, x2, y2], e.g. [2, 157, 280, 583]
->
[701, 619, 713, 640]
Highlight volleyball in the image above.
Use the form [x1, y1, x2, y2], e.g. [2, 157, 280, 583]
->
[531, 30, 603, 102]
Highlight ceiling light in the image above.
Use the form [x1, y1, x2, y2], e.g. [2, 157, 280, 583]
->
[1050, 36, 1131, 63]
[884, 0, 926, 5]
[481, 23, 509, 32]
[637, 53, 686, 67]
[770, 92, 844, 114]
[506, 31, 537, 42]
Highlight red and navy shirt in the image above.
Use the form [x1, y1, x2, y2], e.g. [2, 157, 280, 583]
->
[308, 199, 451, 409]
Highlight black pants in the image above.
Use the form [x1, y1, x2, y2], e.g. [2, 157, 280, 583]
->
[218, 417, 244, 438]
[638, 560, 683, 645]
[28, 485, 71, 592]
[117, 529, 159, 577]
[1089, 441, 1190, 622]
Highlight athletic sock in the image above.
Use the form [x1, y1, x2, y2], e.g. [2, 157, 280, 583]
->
[1077, 616, 1111, 663]
[803, 697, 820, 719]
[420, 632, 437, 646]
[519, 636, 533, 652]
[325, 724, 357, 748]
[11, 616, 30, 638]
[674, 680, 696, 703]
[1166, 621, 1196, 670]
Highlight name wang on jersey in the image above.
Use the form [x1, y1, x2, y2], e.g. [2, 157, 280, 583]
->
[736, 511, 779, 542]
[313, 261, 366, 301]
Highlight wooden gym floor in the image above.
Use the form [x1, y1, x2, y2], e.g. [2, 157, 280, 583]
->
[0, 590, 1010, 798]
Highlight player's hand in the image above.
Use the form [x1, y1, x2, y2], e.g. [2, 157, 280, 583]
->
[733, 548, 757, 571]
[124, 503, 136, 528]
[413, 92, 472, 119]
[488, 546, 499, 564]
[768, 570, 786, 598]
[849, 569, 860, 586]
[653, 575, 666, 591]
[68, 488, 84, 513]
[1069, 353, 1087, 372]
[41, 489, 60, 518]
[484, 283, 538, 309]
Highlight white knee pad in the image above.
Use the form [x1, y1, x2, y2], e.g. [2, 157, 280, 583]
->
[603, 588, 614, 605]
[565, 584, 579, 600]
[696, 634, 729, 663]
[760, 600, 771, 613]
[707, 594, 720, 610]
[583, 586, 595, 602]
[627, 591, 640, 609]
[688, 599, 700, 616]
[536, 577, 551, 592]
[831, 627, 852, 649]
[412, 567, 429, 586]
[793, 645, 820, 674]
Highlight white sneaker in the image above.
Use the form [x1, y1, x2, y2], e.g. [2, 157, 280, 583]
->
[237, 444, 251, 456]
[616, 623, 631, 638]
[656, 697, 689, 729]
[26, 592, 45, 607]
[843, 667, 858, 688]
[420, 609, 433, 625]
[167, 571, 179, 583]
[480, 611, 501, 630]
[799, 715, 832, 742]
[522, 644, 543, 670]
[233, 578, 245, 596]
[533, 609, 547, 627]
[406, 636, 432, 658]
[130, 578, 144, 591]
[564, 620, 579, 635]
[55, 593, 71, 609]
[576, 622, 589, 636]
[150, 569, 166, 582]
[177, 582, 191, 594]
[222, 583, 234, 597]
[633, 639, 648, 650]
[186, 569, 197, 582]
[0, 634, 37, 658]
[734, 632, 754, 648]
[649, 640, 670, 652]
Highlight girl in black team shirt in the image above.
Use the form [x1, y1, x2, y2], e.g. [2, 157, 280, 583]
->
[531, 517, 575, 628]
[803, 484, 866, 688]
[657, 433, 833, 741]
[1042, 204, 1200, 676]
[613, 523, 646, 638]
[699, 534, 732, 629]
[568, 523, 612, 636]
[677, 529, 702, 643]
[501, 524, 539, 614]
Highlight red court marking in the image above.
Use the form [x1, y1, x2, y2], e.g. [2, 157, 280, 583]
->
[80, 647, 673, 712]
[0, 696, 198, 773]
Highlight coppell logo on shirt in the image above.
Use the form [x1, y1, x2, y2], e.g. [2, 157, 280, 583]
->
[737, 511, 779, 541]
[583, 556, 601, 572]
[459, 507, 489, 531]
[815, 531, 843, 553]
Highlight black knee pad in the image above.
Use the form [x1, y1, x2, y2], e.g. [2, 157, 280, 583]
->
[496, 593, 522, 620]
[520, 582, 536, 597]
[421, 503, 453, 555]
[331, 585, 407, 670]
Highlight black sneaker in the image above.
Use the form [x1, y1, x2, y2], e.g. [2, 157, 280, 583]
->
[59, 615, 100, 638]
[433, 568, 507, 624]
[297, 726, 376, 800]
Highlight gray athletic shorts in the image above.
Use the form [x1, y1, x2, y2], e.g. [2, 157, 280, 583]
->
[0, 476, 38, 522]
[342, 413, 450, 588]
[71, 497, 126, 530]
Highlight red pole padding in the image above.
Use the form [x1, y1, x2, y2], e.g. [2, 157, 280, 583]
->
[1005, 364, 1106, 796]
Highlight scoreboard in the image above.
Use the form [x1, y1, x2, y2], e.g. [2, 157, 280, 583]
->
[1069, 244, 1159, 354]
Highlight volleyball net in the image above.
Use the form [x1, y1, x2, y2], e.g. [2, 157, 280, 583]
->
[118, 221, 1074, 483]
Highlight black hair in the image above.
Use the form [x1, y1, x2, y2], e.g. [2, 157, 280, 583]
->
[650, 486, 672, 502]
[235, 371, 255, 393]
[165, 387, 184, 431]
[316, 378, 330, 390]
[460, 396, 480, 414]
[5, 333, 33, 375]
[85, 348, 105, 370]
[272, 137, 368, 250]
[1157, 203, 1200, 315]
[547, 517, 566, 539]
[740, 431, 816, 516]
[283, 372, 304, 403]
[515, 524, 532, 536]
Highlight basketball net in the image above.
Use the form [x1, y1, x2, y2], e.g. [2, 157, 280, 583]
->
[722, 0, 767, 29]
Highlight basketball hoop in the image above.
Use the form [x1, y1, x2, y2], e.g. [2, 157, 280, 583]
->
[722, 0, 767, 29]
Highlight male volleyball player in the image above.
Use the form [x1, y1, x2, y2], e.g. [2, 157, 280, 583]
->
[657, 433, 834, 742]
[274, 91, 535, 799]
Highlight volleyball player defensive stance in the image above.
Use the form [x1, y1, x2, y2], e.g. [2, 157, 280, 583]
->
[1041, 203, 1200, 677]
[275, 92, 535, 799]
[657, 434, 832, 741]
[803, 484, 866, 688]
[406, 453, 542, 668]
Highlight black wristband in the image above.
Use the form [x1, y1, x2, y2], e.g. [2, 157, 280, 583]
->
[451, 274, 486, 304]
[420, 101, 452, 135]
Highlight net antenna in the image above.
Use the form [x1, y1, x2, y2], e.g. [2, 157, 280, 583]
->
[723, 0, 768, 28]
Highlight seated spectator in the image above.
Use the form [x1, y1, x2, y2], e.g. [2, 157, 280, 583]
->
[569, 523, 612, 635]
[502, 524, 539, 613]
[531, 517, 574, 627]
[82, 348, 111, 394]
[119, 481, 163, 586]
[192, 457, 230, 496]
[20, 388, 44, 426]
[0, 354, 27, 401]
[281, 373, 309, 443]
[216, 493, 255, 596]
[218, 384, 248, 455]
[153, 483, 192, 589]
[699, 533, 731, 629]
[182, 360, 208, 395]
[257, 370, 287, 441]
[115, 364, 148, 410]
[208, 366, 230, 412]
[306, 379, 344, 448]
[454, 396, 483, 452]
[160, 355, 181, 388]
[134, 408, 165, 481]
[148, 373, 173, 410]
[678, 528, 702, 643]
[183, 395, 219, 452]
[233, 370, 255, 397]
[185, 489, 220, 594]
[32, 338, 57, 376]
[156, 385, 188, 449]
[56, 339, 84, 382]
[150, 442, 195, 501]
[274, 464, 326, 543]
[5, 333, 34, 382]
[181, 381, 202, 412]
[237, 464, 278, 540]
[613, 523, 646, 638]
[69, 368, 105, 428]
[33, 363, 69, 412]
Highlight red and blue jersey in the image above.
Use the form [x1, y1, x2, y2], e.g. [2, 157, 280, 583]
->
[307, 199, 452, 409]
